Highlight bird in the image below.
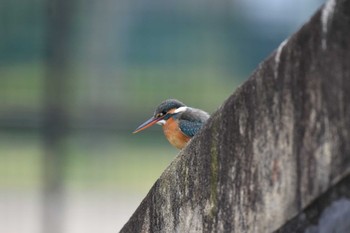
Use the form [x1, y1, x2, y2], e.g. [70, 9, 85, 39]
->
[133, 99, 210, 149]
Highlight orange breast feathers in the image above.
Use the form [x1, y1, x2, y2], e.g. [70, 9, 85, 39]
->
[162, 117, 190, 149]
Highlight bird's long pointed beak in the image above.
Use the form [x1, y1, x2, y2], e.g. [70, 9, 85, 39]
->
[133, 117, 160, 134]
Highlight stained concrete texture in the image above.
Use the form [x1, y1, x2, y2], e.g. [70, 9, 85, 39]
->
[120, 0, 350, 232]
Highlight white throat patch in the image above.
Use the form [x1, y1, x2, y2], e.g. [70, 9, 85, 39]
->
[157, 120, 166, 125]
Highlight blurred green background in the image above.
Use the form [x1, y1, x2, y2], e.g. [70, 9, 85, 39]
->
[0, 0, 325, 232]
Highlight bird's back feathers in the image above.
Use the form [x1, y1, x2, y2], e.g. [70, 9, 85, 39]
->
[175, 107, 210, 137]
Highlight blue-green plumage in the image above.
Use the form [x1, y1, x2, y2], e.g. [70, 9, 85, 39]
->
[155, 99, 185, 115]
[178, 120, 203, 137]
[173, 106, 209, 137]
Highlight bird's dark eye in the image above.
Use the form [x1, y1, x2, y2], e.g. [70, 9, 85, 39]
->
[156, 111, 167, 118]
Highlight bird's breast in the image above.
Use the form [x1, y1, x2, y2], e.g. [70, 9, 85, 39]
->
[162, 118, 190, 149]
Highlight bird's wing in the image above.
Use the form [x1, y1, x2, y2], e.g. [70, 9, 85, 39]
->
[177, 108, 210, 137]
[178, 120, 203, 138]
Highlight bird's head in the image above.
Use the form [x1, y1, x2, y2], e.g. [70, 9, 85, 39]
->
[133, 99, 186, 133]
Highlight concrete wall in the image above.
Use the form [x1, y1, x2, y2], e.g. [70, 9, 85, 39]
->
[120, 0, 350, 232]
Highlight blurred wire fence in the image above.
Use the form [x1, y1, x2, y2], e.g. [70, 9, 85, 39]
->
[0, 0, 325, 232]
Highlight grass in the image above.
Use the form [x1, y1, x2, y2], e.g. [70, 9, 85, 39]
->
[0, 133, 43, 189]
[0, 131, 176, 193]
[65, 132, 176, 192]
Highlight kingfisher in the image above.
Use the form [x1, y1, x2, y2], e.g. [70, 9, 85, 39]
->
[133, 99, 210, 149]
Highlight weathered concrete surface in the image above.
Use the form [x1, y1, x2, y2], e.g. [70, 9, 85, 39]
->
[120, 0, 350, 232]
[275, 175, 350, 233]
